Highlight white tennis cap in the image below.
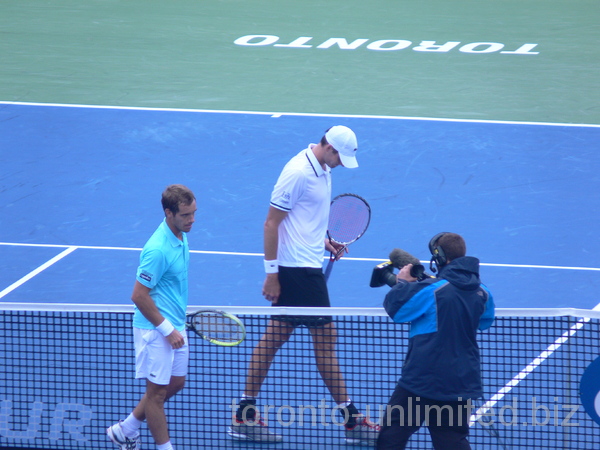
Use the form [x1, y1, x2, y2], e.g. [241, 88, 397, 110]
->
[325, 125, 358, 168]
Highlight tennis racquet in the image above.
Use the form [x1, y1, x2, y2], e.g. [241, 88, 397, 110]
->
[324, 193, 371, 281]
[185, 310, 246, 346]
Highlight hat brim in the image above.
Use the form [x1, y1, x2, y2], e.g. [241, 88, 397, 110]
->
[339, 153, 358, 169]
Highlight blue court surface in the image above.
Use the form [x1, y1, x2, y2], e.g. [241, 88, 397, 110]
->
[1, 102, 600, 310]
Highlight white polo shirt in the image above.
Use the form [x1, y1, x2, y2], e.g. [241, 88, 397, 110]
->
[270, 145, 332, 268]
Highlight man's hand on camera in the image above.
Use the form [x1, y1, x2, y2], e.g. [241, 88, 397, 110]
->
[397, 264, 418, 283]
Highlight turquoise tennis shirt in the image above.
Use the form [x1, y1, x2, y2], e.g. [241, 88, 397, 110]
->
[133, 219, 189, 332]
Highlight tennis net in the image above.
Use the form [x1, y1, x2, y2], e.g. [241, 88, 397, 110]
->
[1, 303, 599, 450]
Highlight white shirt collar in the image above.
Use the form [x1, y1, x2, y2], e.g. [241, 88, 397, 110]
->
[307, 144, 329, 177]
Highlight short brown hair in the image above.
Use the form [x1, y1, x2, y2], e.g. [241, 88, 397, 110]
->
[161, 184, 195, 215]
[437, 233, 467, 262]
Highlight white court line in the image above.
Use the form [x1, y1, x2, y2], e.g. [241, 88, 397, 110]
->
[0, 246, 78, 299]
[1, 241, 600, 272]
[469, 303, 600, 426]
[1, 100, 600, 128]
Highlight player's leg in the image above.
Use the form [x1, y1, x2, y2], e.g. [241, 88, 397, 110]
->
[109, 328, 187, 450]
[244, 318, 295, 397]
[131, 375, 186, 422]
[310, 322, 380, 445]
[144, 331, 188, 448]
[229, 319, 294, 442]
[309, 321, 348, 404]
[143, 380, 171, 445]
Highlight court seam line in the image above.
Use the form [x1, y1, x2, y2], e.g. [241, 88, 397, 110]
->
[1, 100, 599, 128]
[0, 246, 77, 299]
[1, 241, 599, 273]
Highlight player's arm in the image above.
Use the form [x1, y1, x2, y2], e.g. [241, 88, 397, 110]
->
[131, 281, 184, 349]
[262, 206, 288, 303]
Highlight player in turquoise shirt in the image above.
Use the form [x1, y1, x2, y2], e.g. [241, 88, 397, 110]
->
[133, 218, 190, 332]
[108, 184, 196, 450]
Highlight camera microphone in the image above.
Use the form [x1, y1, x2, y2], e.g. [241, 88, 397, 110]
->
[370, 248, 431, 288]
[389, 248, 425, 280]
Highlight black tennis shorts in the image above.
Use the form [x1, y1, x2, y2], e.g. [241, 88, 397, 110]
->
[272, 266, 333, 328]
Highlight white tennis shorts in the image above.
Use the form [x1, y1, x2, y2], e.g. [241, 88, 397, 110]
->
[134, 327, 189, 385]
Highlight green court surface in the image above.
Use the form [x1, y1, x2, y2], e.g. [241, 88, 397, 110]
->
[1, 0, 598, 124]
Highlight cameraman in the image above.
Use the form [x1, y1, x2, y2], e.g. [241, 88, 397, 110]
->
[377, 233, 495, 450]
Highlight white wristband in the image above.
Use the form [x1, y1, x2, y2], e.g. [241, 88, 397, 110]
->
[156, 319, 175, 337]
[264, 259, 279, 274]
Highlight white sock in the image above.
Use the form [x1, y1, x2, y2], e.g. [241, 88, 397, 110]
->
[121, 413, 142, 438]
[157, 441, 173, 450]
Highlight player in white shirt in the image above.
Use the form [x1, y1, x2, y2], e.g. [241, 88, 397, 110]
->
[229, 126, 379, 446]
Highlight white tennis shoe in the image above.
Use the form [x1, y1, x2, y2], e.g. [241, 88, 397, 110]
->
[228, 418, 284, 443]
[107, 422, 141, 450]
[344, 415, 380, 446]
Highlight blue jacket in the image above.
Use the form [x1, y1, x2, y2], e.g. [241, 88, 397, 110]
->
[384, 256, 495, 400]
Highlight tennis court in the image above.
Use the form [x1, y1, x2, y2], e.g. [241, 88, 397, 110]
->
[1, 1, 600, 449]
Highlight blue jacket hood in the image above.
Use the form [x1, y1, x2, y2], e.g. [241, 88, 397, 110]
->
[438, 256, 481, 291]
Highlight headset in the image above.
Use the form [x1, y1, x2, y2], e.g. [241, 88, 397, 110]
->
[428, 232, 449, 273]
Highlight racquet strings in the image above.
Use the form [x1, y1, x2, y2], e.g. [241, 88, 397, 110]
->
[328, 195, 370, 244]
[191, 312, 243, 344]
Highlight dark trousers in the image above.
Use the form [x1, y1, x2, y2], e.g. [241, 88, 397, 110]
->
[377, 386, 472, 450]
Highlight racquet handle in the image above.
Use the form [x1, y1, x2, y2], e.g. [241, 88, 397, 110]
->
[324, 258, 335, 282]
[323, 246, 344, 282]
